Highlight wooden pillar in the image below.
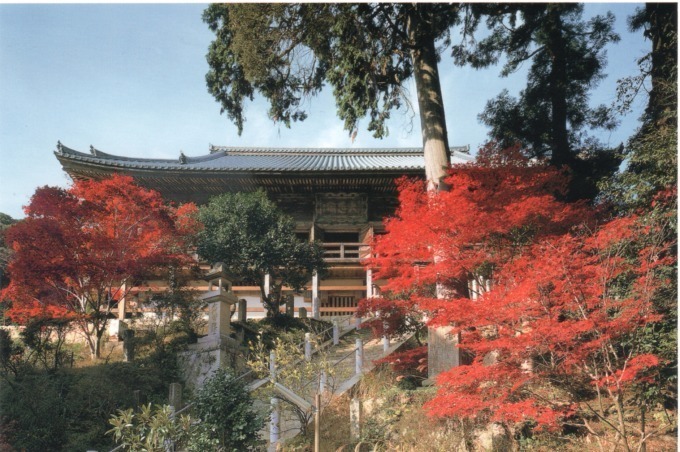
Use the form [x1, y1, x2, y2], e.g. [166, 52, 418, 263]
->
[366, 268, 373, 299]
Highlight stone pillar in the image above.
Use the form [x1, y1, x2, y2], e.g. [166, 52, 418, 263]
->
[427, 327, 460, 379]
[298, 307, 307, 319]
[123, 329, 135, 362]
[332, 320, 339, 345]
[169, 383, 182, 412]
[304, 333, 312, 361]
[312, 296, 320, 320]
[207, 298, 232, 337]
[285, 295, 294, 317]
[382, 336, 390, 353]
[269, 397, 279, 451]
[355, 339, 364, 375]
[237, 299, 247, 323]
[350, 398, 362, 441]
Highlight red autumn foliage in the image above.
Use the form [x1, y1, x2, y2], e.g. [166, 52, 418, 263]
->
[363, 146, 671, 431]
[374, 345, 428, 374]
[0, 175, 199, 358]
[356, 296, 423, 340]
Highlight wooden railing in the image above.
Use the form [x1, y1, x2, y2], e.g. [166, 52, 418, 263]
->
[321, 242, 371, 262]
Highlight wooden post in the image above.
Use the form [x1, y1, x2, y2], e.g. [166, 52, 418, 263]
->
[314, 393, 321, 452]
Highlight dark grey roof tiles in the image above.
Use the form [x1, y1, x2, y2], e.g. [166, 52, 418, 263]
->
[56, 142, 473, 172]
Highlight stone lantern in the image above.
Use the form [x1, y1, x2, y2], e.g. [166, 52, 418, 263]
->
[198, 262, 239, 343]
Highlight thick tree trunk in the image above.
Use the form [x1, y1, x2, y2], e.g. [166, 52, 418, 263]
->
[546, 6, 571, 168]
[408, 6, 452, 192]
[647, 3, 677, 129]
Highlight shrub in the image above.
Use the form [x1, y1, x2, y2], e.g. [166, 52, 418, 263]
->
[190, 368, 266, 451]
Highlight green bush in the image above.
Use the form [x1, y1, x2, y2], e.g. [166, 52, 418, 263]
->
[190, 368, 266, 451]
[0, 351, 179, 451]
[108, 404, 193, 451]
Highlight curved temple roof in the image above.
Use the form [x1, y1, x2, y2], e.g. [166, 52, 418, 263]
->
[55, 142, 474, 202]
[55, 142, 473, 173]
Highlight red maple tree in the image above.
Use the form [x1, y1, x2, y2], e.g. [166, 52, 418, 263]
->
[363, 146, 673, 446]
[1, 175, 199, 359]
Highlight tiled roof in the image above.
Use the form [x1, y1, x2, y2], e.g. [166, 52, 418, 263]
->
[55, 142, 473, 173]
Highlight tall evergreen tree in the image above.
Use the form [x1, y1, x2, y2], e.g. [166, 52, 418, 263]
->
[610, 3, 677, 208]
[203, 4, 471, 190]
[455, 3, 621, 200]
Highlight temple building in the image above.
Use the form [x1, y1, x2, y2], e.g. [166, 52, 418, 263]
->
[55, 142, 472, 319]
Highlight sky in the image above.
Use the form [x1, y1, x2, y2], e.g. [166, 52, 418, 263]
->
[0, 3, 651, 219]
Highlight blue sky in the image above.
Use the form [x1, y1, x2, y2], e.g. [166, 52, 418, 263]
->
[0, 3, 650, 219]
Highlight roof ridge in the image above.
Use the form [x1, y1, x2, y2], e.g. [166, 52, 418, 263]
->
[209, 145, 470, 156]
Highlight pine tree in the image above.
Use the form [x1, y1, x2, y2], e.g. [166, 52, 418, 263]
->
[456, 3, 622, 200]
[203, 3, 472, 190]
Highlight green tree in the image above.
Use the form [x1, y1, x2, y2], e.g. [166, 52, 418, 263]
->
[606, 5, 678, 429]
[196, 191, 326, 317]
[203, 3, 471, 190]
[457, 3, 621, 200]
[608, 3, 677, 209]
[0, 212, 16, 291]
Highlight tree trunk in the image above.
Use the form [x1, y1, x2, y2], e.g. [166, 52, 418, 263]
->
[408, 5, 452, 192]
[647, 3, 677, 129]
[546, 6, 571, 168]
